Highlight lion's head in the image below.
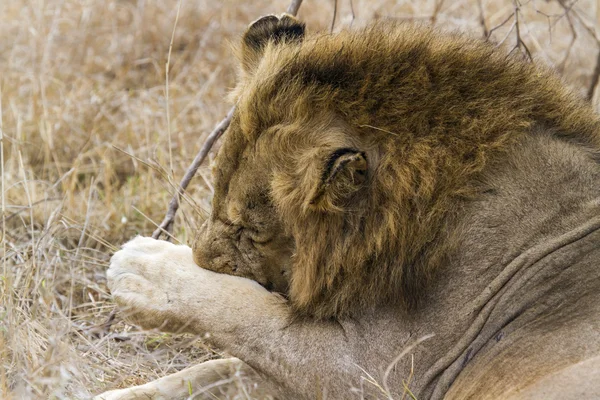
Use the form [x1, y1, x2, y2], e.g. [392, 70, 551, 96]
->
[192, 15, 600, 319]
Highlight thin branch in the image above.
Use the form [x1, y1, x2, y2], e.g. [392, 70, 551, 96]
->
[286, 0, 304, 16]
[535, 8, 554, 40]
[476, 0, 488, 37]
[153, 0, 304, 241]
[552, 0, 578, 71]
[152, 107, 234, 239]
[588, 49, 600, 101]
[512, 1, 533, 62]
[430, 0, 445, 25]
[330, 0, 338, 33]
[349, 0, 355, 27]
[497, 20, 517, 48]
[492, 1, 532, 61]
[552, 0, 577, 28]
[561, 2, 600, 100]
[557, 12, 577, 71]
[487, 11, 515, 40]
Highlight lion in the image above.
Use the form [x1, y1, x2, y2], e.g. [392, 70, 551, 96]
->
[96, 14, 600, 400]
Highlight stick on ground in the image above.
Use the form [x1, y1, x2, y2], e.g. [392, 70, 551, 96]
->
[152, 0, 304, 240]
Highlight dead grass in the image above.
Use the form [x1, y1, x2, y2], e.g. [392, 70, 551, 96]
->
[0, 0, 598, 398]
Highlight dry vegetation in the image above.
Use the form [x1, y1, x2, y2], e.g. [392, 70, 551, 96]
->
[1, 0, 599, 398]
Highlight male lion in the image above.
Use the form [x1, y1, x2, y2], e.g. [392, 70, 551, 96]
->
[97, 15, 600, 400]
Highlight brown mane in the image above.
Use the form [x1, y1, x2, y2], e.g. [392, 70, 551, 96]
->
[197, 17, 600, 319]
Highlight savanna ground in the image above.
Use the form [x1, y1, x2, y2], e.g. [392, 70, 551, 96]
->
[1, 0, 599, 398]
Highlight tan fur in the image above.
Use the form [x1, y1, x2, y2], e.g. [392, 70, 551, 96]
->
[193, 15, 600, 319]
[98, 16, 600, 400]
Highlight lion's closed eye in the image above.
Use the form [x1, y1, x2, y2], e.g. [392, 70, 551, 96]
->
[246, 230, 272, 245]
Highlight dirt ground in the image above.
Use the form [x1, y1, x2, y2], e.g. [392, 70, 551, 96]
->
[1, 0, 599, 398]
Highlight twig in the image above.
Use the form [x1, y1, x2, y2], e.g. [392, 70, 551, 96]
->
[534, 0, 579, 71]
[491, 1, 532, 61]
[476, 0, 488, 37]
[286, 0, 304, 16]
[430, 0, 445, 25]
[568, 7, 600, 42]
[487, 11, 515, 40]
[152, 108, 234, 239]
[153, 0, 304, 241]
[588, 50, 600, 101]
[512, 1, 533, 61]
[497, 20, 517, 48]
[557, 11, 576, 72]
[330, 0, 338, 33]
[349, 0, 355, 27]
[558, 2, 600, 100]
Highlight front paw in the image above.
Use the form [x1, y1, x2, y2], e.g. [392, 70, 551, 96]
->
[107, 236, 198, 332]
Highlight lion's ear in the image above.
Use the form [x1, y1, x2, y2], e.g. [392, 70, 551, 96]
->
[240, 14, 305, 75]
[309, 148, 368, 211]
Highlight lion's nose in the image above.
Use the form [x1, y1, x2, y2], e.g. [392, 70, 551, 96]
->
[192, 221, 212, 267]
[192, 219, 236, 271]
[192, 239, 208, 268]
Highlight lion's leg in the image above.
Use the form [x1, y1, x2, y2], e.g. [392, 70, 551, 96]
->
[106, 237, 368, 398]
[94, 357, 276, 400]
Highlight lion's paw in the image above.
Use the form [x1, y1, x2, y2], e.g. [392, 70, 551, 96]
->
[107, 236, 197, 332]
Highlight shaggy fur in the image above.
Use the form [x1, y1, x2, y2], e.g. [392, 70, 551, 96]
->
[100, 15, 600, 399]
[192, 15, 600, 319]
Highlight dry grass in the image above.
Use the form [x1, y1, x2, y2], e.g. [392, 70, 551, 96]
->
[0, 0, 598, 398]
